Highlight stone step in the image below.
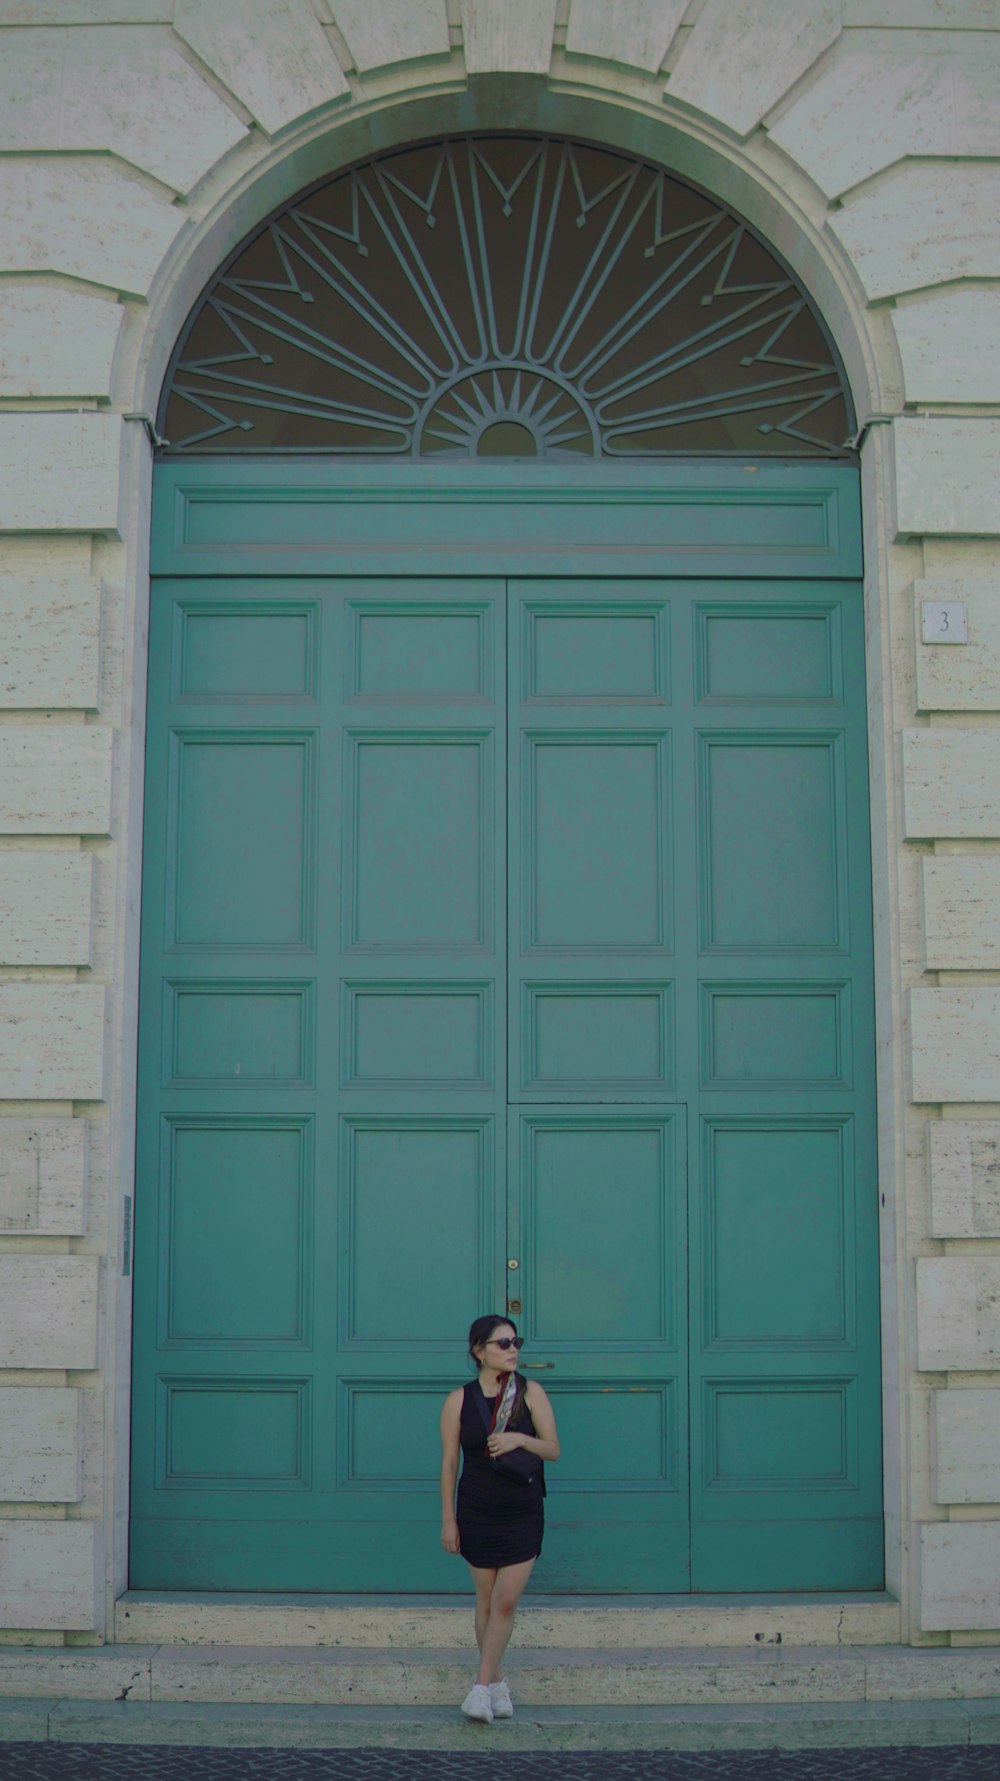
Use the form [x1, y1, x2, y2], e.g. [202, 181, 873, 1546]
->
[114, 1591, 901, 1649]
[2, 1695, 1000, 1753]
[2, 1641, 998, 1708]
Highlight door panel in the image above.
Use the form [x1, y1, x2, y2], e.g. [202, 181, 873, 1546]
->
[522, 981, 673, 1098]
[506, 582, 688, 1589]
[687, 586, 882, 1591]
[520, 1119, 680, 1347]
[699, 734, 842, 950]
[161, 1118, 310, 1344]
[529, 736, 666, 948]
[132, 575, 507, 1589]
[347, 736, 491, 948]
[509, 1107, 689, 1593]
[508, 579, 675, 1110]
[170, 733, 314, 947]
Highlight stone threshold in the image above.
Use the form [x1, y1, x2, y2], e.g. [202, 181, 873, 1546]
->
[114, 1591, 902, 1649]
[2, 1640, 998, 1709]
[2, 1696, 1000, 1752]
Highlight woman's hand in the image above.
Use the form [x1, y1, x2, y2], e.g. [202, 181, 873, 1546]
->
[440, 1517, 461, 1555]
[487, 1431, 523, 1458]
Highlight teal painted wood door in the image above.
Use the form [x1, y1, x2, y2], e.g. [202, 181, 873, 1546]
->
[132, 463, 882, 1593]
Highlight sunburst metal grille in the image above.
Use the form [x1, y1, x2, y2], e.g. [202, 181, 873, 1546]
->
[160, 136, 853, 458]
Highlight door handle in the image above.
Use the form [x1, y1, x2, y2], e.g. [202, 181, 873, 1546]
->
[521, 1361, 554, 1369]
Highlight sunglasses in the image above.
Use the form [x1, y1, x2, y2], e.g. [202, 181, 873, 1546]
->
[489, 1336, 524, 1351]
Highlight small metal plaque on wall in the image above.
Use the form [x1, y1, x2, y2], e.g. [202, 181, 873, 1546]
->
[921, 600, 968, 643]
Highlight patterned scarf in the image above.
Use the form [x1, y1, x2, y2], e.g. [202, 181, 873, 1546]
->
[487, 1370, 519, 1439]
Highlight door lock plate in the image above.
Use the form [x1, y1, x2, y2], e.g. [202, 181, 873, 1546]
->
[508, 1297, 522, 1314]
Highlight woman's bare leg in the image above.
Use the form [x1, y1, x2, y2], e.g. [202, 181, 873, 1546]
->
[476, 1557, 536, 1685]
[467, 1564, 498, 1664]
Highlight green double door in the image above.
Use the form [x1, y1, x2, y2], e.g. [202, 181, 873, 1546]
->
[131, 464, 883, 1593]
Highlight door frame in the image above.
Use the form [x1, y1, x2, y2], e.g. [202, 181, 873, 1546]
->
[134, 454, 881, 1596]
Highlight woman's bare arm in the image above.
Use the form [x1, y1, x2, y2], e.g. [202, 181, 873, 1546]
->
[439, 1388, 463, 1552]
[487, 1381, 560, 1463]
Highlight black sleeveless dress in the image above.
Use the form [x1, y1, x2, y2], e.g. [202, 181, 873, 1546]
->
[455, 1379, 545, 1570]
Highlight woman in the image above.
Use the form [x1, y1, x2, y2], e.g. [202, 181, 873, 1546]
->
[439, 1313, 560, 1723]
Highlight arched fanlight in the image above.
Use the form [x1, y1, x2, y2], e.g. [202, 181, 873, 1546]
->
[159, 135, 854, 459]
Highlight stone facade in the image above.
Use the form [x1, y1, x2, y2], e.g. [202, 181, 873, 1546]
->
[0, 0, 999, 1650]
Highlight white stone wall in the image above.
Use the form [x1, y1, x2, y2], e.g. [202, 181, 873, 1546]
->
[0, 0, 998, 1646]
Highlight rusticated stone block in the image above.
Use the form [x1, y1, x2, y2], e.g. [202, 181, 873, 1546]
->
[0, 2, 168, 15]
[0, 1388, 82, 1502]
[0, 415, 125, 534]
[920, 1521, 1000, 1632]
[833, 166, 1000, 301]
[911, 989, 1000, 1104]
[0, 159, 183, 298]
[845, 1, 1000, 21]
[462, 0, 558, 72]
[896, 291, 1000, 406]
[174, 0, 349, 135]
[331, 0, 449, 70]
[0, 985, 106, 1100]
[770, 35, 1000, 201]
[929, 1121, 1000, 1239]
[0, 1118, 88, 1236]
[0, 727, 113, 835]
[666, 0, 840, 138]
[916, 1256, 1000, 1371]
[0, 27, 245, 193]
[895, 418, 1000, 538]
[0, 287, 122, 401]
[913, 580, 1000, 714]
[565, 0, 687, 72]
[923, 858, 1000, 971]
[903, 730, 1000, 839]
[0, 1520, 99, 1631]
[0, 1257, 99, 1370]
[0, 855, 94, 965]
[0, 574, 101, 708]
[933, 1389, 1000, 1505]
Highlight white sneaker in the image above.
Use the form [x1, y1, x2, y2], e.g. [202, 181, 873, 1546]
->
[461, 1683, 494, 1722]
[489, 1678, 514, 1718]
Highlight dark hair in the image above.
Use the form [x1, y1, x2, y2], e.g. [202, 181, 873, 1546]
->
[467, 1312, 527, 1428]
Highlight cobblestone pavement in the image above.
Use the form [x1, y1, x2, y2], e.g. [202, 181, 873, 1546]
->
[1, 1747, 999, 1780]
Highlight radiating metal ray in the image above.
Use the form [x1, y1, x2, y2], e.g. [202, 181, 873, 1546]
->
[591, 295, 830, 409]
[367, 157, 487, 366]
[573, 225, 782, 387]
[180, 293, 427, 412]
[286, 212, 461, 381]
